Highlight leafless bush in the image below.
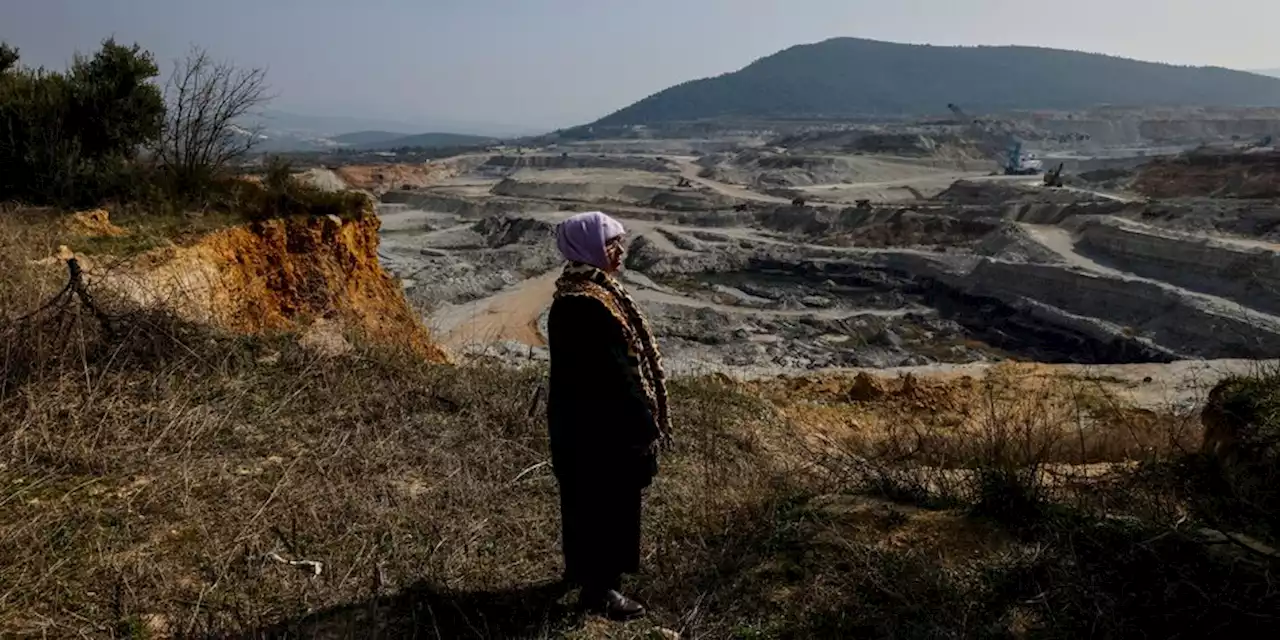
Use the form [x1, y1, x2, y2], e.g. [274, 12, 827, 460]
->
[154, 46, 270, 195]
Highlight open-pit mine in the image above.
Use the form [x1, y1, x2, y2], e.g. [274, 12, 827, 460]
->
[322, 110, 1280, 391]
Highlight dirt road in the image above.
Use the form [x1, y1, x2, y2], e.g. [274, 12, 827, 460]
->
[432, 270, 560, 348]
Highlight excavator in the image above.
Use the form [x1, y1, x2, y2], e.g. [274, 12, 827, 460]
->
[1246, 135, 1274, 151]
[1043, 162, 1066, 187]
[946, 103, 1040, 176]
[1003, 140, 1043, 175]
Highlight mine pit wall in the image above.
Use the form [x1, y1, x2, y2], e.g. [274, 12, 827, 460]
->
[1134, 152, 1280, 199]
[1138, 119, 1280, 144]
[380, 191, 548, 218]
[489, 179, 670, 205]
[739, 249, 1279, 361]
[1135, 201, 1280, 239]
[998, 201, 1132, 225]
[1035, 117, 1280, 146]
[1073, 219, 1280, 316]
[752, 201, 1131, 239]
[1036, 119, 1147, 146]
[961, 261, 1280, 359]
[479, 154, 674, 174]
[744, 256, 1173, 364]
[1045, 155, 1156, 175]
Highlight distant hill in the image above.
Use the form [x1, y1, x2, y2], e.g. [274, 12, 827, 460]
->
[1256, 68, 1280, 79]
[331, 130, 413, 146]
[258, 110, 420, 136]
[353, 132, 496, 150]
[595, 38, 1280, 126]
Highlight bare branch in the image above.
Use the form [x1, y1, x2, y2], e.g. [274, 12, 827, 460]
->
[155, 46, 270, 193]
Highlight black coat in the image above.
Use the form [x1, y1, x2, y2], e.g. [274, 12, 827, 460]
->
[547, 295, 660, 489]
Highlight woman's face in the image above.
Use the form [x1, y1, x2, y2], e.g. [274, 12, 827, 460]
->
[605, 236, 626, 273]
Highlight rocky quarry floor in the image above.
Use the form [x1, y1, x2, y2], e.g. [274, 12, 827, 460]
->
[370, 143, 1280, 401]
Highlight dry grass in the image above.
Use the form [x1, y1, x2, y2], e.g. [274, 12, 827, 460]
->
[754, 367, 1202, 472]
[0, 202, 246, 260]
[2, 164, 371, 261]
[0, 262, 814, 638]
[2, 214, 1278, 638]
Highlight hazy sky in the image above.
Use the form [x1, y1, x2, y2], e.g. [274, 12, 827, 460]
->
[4, 0, 1278, 132]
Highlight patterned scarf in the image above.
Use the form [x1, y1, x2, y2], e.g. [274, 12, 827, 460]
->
[554, 262, 672, 444]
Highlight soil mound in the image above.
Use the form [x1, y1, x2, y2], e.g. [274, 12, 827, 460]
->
[64, 209, 128, 237]
[336, 157, 485, 194]
[471, 215, 554, 248]
[295, 168, 348, 193]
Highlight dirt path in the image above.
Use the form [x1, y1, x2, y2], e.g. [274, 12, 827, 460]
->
[1019, 224, 1120, 274]
[1059, 185, 1141, 203]
[432, 270, 559, 348]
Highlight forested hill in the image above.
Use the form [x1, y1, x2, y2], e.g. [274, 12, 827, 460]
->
[594, 38, 1280, 126]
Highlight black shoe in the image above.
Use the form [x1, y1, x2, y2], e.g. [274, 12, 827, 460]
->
[581, 589, 647, 621]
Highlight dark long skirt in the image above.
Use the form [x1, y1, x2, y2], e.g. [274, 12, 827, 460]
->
[558, 478, 643, 590]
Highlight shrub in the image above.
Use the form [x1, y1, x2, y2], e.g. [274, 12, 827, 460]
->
[1194, 371, 1280, 539]
[238, 159, 371, 221]
[0, 40, 163, 206]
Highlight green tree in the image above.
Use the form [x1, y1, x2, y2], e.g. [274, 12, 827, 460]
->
[0, 67, 80, 201]
[67, 39, 164, 163]
[0, 44, 18, 74]
[0, 38, 164, 205]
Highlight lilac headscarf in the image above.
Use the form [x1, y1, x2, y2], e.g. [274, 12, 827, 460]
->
[555, 211, 626, 270]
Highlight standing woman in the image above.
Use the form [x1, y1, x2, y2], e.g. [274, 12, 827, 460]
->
[547, 211, 672, 620]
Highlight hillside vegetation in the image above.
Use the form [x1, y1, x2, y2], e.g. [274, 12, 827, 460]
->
[596, 38, 1280, 126]
[330, 130, 413, 146]
[0, 40, 164, 205]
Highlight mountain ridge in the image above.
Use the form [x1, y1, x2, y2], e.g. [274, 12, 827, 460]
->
[594, 38, 1280, 126]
